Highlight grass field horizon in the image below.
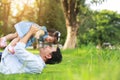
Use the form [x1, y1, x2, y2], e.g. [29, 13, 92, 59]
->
[0, 45, 120, 80]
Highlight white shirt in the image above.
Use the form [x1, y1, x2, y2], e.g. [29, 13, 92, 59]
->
[0, 42, 45, 74]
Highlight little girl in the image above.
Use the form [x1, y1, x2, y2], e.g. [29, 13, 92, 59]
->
[0, 21, 61, 54]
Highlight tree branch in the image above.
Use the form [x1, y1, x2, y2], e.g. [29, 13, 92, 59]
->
[75, 0, 80, 15]
[62, 0, 68, 17]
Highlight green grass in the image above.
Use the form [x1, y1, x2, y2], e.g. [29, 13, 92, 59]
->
[0, 46, 120, 80]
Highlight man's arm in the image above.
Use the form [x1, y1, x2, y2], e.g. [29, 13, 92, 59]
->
[19, 26, 39, 44]
[14, 26, 44, 72]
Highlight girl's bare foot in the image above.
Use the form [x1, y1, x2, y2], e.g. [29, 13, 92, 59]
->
[0, 37, 7, 48]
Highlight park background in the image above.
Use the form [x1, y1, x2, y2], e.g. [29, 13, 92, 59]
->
[0, 0, 120, 80]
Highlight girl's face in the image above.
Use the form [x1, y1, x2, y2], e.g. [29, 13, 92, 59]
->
[45, 36, 55, 43]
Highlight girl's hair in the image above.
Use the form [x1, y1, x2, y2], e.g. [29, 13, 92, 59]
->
[53, 31, 61, 44]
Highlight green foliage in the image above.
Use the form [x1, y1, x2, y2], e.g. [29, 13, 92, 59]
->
[90, 0, 105, 4]
[40, 0, 66, 44]
[0, 21, 3, 36]
[78, 10, 120, 46]
[0, 46, 120, 80]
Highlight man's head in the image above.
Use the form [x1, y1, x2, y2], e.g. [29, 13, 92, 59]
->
[39, 46, 62, 64]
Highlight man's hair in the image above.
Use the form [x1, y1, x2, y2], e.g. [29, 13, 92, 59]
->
[45, 47, 62, 64]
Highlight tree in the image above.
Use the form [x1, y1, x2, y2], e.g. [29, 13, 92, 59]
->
[61, 0, 81, 49]
[0, 0, 11, 35]
[11, 0, 36, 23]
[78, 9, 96, 46]
[79, 10, 120, 48]
[61, 0, 104, 49]
[92, 10, 120, 47]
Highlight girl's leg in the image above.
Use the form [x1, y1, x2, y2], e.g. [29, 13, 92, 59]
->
[0, 32, 18, 48]
[4, 32, 18, 40]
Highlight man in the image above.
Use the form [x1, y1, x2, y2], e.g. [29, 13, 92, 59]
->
[0, 26, 62, 74]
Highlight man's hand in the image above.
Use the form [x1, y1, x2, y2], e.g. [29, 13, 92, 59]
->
[34, 30, 45, 39]
[29, 25, 39, 36]
[20, 26, 39, 44]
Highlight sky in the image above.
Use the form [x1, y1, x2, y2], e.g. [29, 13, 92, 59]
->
[86, 0, 120, 13]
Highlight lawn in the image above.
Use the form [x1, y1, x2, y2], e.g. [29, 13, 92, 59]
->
[0, 46, 120, 80]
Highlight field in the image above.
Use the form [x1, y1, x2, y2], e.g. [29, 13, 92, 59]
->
[0, 45, 120, 80]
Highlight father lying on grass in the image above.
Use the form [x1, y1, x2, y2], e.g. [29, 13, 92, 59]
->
[0, 26, 62, 74]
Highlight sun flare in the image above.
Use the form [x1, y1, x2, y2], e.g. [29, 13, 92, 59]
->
[11, 0, 35, 16]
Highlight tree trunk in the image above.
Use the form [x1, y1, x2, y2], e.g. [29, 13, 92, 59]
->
[2, 2, 10, 35]
[63, 17, 79, 49]
[63, 25, 78, 49]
